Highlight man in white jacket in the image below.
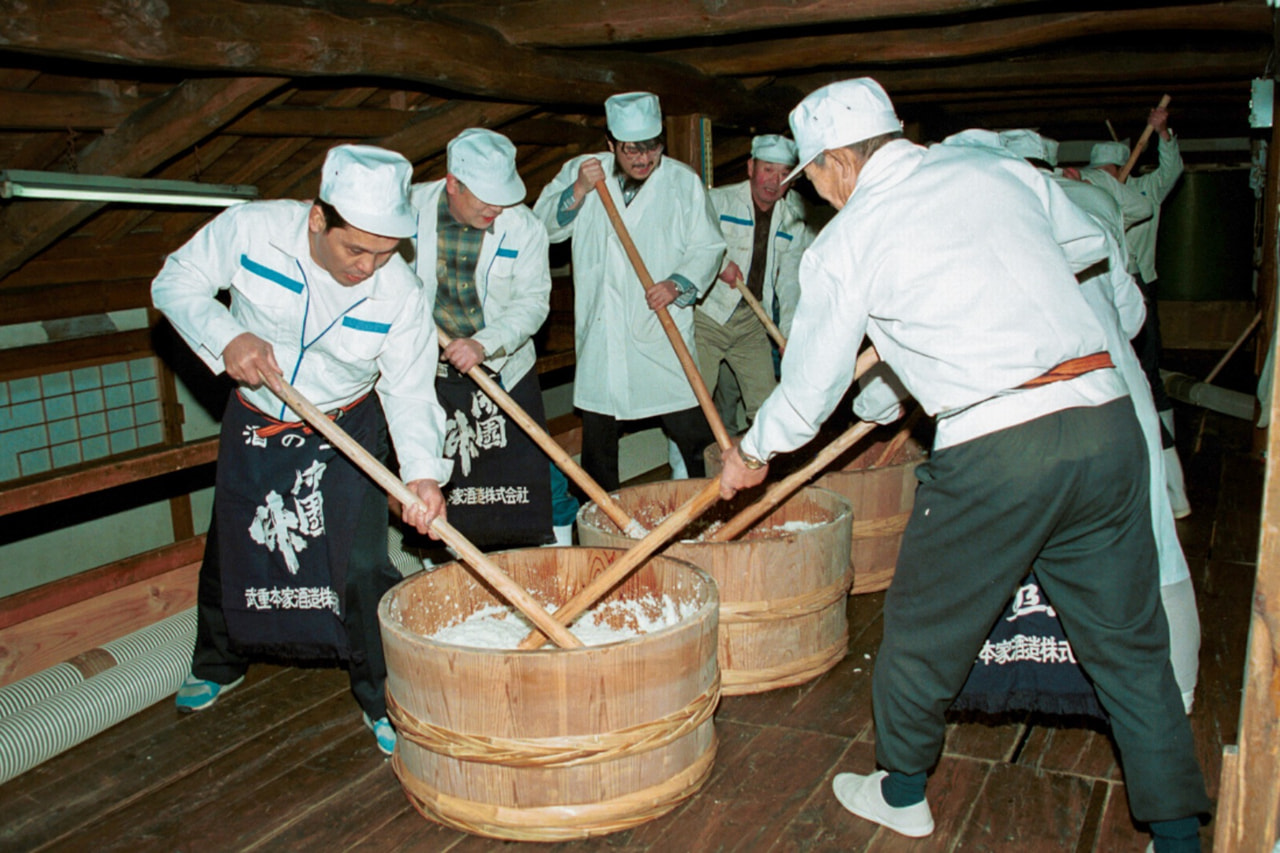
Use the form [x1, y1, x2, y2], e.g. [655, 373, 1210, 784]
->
[152, 144, 450, 756]
[1081, 107, 1190, 518]
[697, 134, 812, 430]
[533, 92, 725, 490]
[408, 128, 559, 546]
[719, 80, 1208, 852]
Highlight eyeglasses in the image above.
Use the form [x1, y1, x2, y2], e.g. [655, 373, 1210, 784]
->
[617, 140, 663, 157]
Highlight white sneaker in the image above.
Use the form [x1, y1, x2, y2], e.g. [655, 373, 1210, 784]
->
[832, 770, 935, 838]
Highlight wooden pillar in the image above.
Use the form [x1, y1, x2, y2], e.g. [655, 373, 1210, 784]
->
[665, 114, 712, 187]
[1214, 79, 1280, 853]
[153, 308, 195, 541]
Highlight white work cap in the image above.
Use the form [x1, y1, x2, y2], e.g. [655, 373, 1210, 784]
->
[786, 78, 903, 183]
[605, 92, 663, 142]
[319, 144, 415, 239]
[941, 128, 1005, 151]
[999, 129, 1049, 163]
[447, 128, 526, 206]
[751, 134, 799, 166]
[1090, 141, 1131, 168]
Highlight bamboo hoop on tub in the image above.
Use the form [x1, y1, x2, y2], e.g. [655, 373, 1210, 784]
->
[261, 375, 583, 650]
[435, 327, 643, 537]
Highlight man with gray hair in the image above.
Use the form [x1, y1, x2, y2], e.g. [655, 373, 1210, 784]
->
[153, 143, 450, 755]
[718, 79, 1208, 851]
[407, 128, 559, 547]
[696, 134, 813, 431]
[534, 91, 725, 491]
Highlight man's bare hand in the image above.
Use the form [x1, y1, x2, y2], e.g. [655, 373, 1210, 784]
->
[1149, 106, 1171, 141]
[443, 338, 486, 373]
[719, 261, 743, 286]
[647, 279, 679, 311]
[573, 158, 606, 205]
[222, 332, 282, 388]
[403, 479, 446, 537]
[719, 440, 769, 499]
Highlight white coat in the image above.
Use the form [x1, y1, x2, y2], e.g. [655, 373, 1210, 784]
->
[700, 180, 811, 336]
[409, 180, 551, 388]
[151, 200, 452, 485]
[533, 153, 726, 419]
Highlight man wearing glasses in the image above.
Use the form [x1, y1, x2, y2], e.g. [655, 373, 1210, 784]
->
[534, 91, 725, 491]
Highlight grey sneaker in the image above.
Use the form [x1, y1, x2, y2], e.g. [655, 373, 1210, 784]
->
[832, 770, 935, 838]
[175, 674, 244, 713]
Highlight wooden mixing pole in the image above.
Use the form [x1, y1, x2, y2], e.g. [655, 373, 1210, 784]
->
[436, 328, 644, 537]
[262, 375, 583, 650]
[734, 274, 788, 350]
[594, 180, 732, 451]
[1117, 94, 1171, 183]
[516, 345, 882, 650]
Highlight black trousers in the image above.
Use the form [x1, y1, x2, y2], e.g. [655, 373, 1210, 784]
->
[872, 399, 1209, 824]
[579, 406, 714, 492]
[1133, 274, 1174, 444]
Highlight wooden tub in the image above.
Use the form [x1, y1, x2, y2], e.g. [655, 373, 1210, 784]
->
[378, 547, 719, 841]
[577, 480, 852, 695]
[705, 428, 925, 594]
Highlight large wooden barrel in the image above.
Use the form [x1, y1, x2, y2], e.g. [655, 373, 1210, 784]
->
[705, 430, 926, 595]
[378, 547, 719, 841]
[577, 480, 852, 695]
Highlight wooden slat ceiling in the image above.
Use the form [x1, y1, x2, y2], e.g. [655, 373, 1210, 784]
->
[0, 0, 1272, 289]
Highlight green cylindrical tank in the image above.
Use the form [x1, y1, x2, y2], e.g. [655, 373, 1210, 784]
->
[1156, 168, 1254, 301]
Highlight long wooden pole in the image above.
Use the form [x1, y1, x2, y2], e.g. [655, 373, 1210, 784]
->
[593, 180, 733, 450]
[708, 419, 880, 542]
[516, 345, 882, 650]
[1117, 94, 1171, 183]
[435, 328, 643, 537]
[262, 375, 583, 650]
[708, 347, 882, 542]
[734, 274, 788, 350]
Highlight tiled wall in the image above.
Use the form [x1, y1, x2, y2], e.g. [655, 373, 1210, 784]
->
[0, 358, 164, 480]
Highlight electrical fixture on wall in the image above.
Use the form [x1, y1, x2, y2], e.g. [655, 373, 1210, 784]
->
[0, 170, 258, 207]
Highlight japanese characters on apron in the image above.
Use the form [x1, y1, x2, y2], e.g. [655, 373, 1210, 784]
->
[217, 391, 384, 662]
[952, 571, 1106, 720]
[432, 362, 553, 549]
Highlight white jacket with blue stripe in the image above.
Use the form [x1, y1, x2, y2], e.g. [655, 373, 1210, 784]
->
[408, 180, 551, 389]
[699, 180, 812, 336]
[151, 199, 452, 485]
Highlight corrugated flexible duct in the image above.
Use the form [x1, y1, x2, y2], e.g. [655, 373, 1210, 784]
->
[0, 609, 195, 784]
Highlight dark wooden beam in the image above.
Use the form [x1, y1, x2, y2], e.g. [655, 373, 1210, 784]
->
[225, 107, 419, 138]
[432, 0, 1047, 47]
[783, 45, 1269, 99]
[0, 279, 152, 324]
[0, 75, 286, 279]
[0, 88, 143, 130]
[0, 0, 797, 124]
[660, 5, 1271, 76]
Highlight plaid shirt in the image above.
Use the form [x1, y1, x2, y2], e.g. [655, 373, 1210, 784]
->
[432, 192, 490, 339]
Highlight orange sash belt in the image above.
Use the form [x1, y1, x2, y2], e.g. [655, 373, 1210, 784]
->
[1017, 352, 1114, 389]
[239, 390, 369, 438]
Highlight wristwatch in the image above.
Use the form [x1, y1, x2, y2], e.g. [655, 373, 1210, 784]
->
[738, 445, 767, 470]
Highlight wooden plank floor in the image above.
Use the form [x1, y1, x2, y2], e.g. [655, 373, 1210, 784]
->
[2, 355, 1258, 852]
